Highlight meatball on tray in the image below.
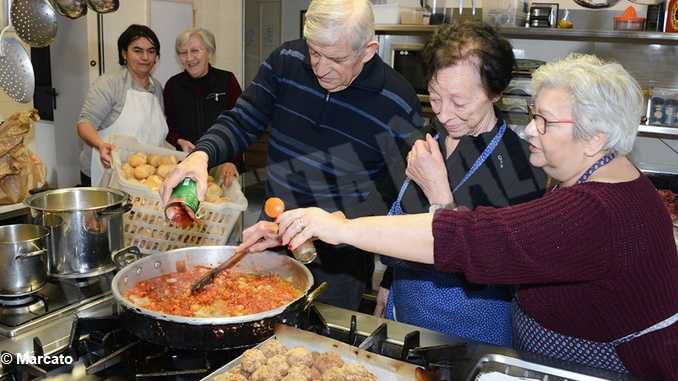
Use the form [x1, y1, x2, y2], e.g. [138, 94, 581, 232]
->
[202, 324, 421, 381]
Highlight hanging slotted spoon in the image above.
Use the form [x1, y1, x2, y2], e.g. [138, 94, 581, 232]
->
[49, 0, 88, 19]
[0, 26, 35, 103]
[87, 0, 119, 13]
[10, 0, 58, 48]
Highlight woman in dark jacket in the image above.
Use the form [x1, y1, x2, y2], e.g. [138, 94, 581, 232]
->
[164, 27, 242, 184]
[377, 22, 547, 346]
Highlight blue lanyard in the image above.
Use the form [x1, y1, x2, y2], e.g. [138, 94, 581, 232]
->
[388, 121, 507, 216]
[551, 152, 616, 192]
[576, 152, 615, 184]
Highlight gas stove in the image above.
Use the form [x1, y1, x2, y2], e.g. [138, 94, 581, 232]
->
[0, 275, 114, 338]
[0, 281, 639, 381]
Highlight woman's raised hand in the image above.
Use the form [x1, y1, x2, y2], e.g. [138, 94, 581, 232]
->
[405, 133, 454, 205]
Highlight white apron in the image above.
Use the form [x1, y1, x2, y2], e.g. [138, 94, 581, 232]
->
[90, 88, 168, 186]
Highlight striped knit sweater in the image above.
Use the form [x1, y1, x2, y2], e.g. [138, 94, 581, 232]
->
[195, 39, 424, 218]
[432, 174, 678, 380]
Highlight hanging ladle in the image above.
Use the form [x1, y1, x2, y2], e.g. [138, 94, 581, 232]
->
[48, 0, 88, 19]
[87, 0, 119, 13]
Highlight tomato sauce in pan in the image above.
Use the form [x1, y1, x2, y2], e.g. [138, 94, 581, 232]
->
[125, 267, 302, 317]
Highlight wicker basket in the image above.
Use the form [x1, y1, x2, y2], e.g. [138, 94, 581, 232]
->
[108, 135, 247, 254]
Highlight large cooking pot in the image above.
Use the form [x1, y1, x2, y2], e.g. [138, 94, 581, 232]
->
[24, 187, 132, 278]
[111, 246, 316, 350]
[0, 224, 49, 296]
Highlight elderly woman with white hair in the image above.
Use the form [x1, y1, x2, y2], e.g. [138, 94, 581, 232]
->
[163, 27, 242, 185]
[259, 54, 678, 380]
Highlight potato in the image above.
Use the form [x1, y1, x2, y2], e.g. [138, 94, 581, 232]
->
[204, 183, 223, 203]
[143, 174, 163, 191]
[156, 164, 175, 178]
[121, 163, 134, 179]
[148, 154, 162, 167]
[205, 193, 220, 203]
[133, 164, 155, 180]
[158, 155, 177, 166]
[206, 183, 222, 197]
[127, 152, 147, 167]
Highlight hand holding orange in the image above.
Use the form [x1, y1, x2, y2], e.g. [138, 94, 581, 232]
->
[264, 197, 285, 218]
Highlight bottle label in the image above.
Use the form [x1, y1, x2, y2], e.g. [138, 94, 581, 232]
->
[170, 178, 199, 214]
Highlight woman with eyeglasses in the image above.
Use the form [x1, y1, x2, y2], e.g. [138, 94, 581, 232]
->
[77, 24, 167, 186]
[373, 22, 547, 347]
[247, 53, 678, 380]
[163, 27, 242, 186]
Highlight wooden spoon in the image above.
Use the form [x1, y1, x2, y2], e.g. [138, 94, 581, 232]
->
[190, 197, 285, 294]
[190, 248, 246, 294]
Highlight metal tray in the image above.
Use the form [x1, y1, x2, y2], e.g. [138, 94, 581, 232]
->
[466, 354, 612, 381]
[201, 324, 423, 381]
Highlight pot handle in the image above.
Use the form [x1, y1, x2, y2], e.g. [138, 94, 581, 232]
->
[97, 201, 133, 218]
[303, 281, 328, 312]
[111, 245, 143, 269]
[14, 248, 48, 260]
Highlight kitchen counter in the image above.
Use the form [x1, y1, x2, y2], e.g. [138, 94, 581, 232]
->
[315, 304, 642, 381]
[0, 293, 643, 381]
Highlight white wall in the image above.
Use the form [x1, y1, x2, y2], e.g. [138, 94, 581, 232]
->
[150, 0, 194, 86]
[49, 15, 91, 187]
[86, 0, 150, 82]
[194, 0, 244, 86]
[281, 0, 309, 42]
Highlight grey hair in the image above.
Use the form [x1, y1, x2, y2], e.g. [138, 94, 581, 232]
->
[175, 28, 216, 55]
[303, 0, 375, 51]
[531, 54, 642, 155]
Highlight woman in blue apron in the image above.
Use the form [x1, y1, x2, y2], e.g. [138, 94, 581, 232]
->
[378, 23, 546, 346]
[270, 53, 678, 380]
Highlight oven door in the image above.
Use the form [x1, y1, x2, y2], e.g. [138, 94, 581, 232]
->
[378, 36, 429, 96]
[378, 35, 433, 117]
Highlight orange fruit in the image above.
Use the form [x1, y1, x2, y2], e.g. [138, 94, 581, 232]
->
[264, 197, 285, 218]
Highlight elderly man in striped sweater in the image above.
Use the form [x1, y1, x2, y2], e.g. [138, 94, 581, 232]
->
[161, 0, 424, 310]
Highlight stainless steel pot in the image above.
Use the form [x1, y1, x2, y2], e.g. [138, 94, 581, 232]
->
[24, 187, 132, 278]
[0, 224, 49, 296]
[111, 246, 315, 350]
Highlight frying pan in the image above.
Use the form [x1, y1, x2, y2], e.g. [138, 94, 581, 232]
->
[111, 246, 316, 350]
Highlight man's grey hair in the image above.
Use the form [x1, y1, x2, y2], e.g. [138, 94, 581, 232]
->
[175, 28, 216, 56]
[303, 0, 375, 51]
[531, 54, 642, 155]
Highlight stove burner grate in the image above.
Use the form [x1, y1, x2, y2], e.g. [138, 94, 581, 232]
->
[0, 294, 47, 315]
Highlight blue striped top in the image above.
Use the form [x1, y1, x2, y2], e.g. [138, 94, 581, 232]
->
[195, 39, 424, 217]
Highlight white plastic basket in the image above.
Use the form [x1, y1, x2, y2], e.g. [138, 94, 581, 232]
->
[108, 135, 247, 254]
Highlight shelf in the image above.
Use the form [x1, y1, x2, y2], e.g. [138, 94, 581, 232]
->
[376, 24, 678, 45]
[638, 125, 678, 137]
[0, 202, 29, 221]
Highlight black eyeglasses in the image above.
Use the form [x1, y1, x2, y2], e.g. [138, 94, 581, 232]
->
[528, 104, 576, 135]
